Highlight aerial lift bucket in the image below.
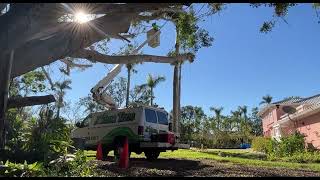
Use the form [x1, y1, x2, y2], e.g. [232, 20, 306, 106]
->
[119, 137, 129, 169]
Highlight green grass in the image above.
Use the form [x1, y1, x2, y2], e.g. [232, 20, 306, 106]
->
[84, 148, 320, 172]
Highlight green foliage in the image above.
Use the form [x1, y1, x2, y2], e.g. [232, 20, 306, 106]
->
[252, 137, 273, 154]
[176, 10, 214, 53]
[250, 107, 263, 136]
[78, 94, 106, 115]
[105, 76, 127, 108]
[282, 151, 320, 163]
[46, 150, 98, 177]
[20, 70, 47, 94]
[260, 94, 273, 105]
[253, 132, 318, 163]
[10, 70, 47, 97]
[276, 132, 305, 157]
[27, 106, 73, 162]
[0, 160, 44, 177]
[136, 74, 166, 106]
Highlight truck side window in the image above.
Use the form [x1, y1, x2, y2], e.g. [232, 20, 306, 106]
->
[157, 111, 168, 125]
[145, 109, 157, 123]
[118, 112, 135, 122]
[95, 112, 117, 125]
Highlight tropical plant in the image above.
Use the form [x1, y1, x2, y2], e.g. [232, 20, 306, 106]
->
[54, 79, 72, 118]
[260, 94, 273, 105]
[209, 106, 223, 130]
[137, 74, 166, 106]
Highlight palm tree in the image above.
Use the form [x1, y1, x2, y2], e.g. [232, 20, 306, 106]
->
[137, 74, 166, 106]
[231, 110, 241, 132]
[125, 63, 137, 107]
[239, 105, 249, 143]
[54, 79, 72, 118]
[210, 106, 223, 130]
[260, 94, 273, 105]
[239, 105, 248, 120]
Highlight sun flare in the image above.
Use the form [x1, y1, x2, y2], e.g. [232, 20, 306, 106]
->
[74, 11, 90, 24]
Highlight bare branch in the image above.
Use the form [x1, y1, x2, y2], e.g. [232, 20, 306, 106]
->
[41, 67, 55, 90]
[70, 49, 194, 64]
[60, 58, 93, 69]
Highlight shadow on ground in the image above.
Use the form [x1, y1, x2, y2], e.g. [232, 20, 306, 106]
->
[97, 157, 211, 176]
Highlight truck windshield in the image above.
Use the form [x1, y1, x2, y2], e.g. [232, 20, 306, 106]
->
[157, 111, 168, 125]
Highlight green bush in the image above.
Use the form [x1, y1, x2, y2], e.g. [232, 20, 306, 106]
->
[252, 136, 273, 153]
[0, 160, 45, 177]
[277, 132, 305, 157]
[253, 132, 320, 163]
[45, 150, 98, 177]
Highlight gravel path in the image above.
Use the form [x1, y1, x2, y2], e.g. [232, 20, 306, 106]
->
[92, 157, 320, 177]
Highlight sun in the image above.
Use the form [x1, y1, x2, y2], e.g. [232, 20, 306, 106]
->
[74, 11, 90, 24]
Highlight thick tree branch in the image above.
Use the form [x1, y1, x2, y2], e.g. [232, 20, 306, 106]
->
[0, 4, 65, 52]
[91, 3, 178, 14]
[70, 49, 194, 64]
[11, 12, 134, 77]
[60, 58, 93, 69]
[7, 95, 56, 109]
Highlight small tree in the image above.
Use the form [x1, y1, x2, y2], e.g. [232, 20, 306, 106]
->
[54, 80, 72, 119]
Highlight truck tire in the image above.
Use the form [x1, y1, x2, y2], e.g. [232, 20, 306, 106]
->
[114, 140, 123, 162]
[102, 145, 110, 161]
[144, 150, 160, 161]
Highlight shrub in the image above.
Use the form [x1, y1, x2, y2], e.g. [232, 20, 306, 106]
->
[45, 150, 98, 177]
[0, 160, 45, 177]
[251, 136, 273, 153]
[277, 132, 305, 157]
[281, 151, 320, 163]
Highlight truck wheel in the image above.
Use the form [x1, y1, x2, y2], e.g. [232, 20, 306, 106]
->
[144, 150, 160, 161]
[114, 141, 122, 162]
[102, 145, 110, 161]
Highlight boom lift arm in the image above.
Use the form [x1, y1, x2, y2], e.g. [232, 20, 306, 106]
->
[90, 30, 161, 109]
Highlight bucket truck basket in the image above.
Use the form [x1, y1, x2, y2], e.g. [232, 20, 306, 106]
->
[147, 28, 160, 48]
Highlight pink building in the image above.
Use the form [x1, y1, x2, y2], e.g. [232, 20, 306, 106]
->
[258, 94, 320, 149]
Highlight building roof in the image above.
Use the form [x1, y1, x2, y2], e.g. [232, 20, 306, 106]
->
[257, 94, 320, 117]
[295, 94, 320, 106]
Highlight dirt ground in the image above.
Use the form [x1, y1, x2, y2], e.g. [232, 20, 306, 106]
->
[92, 157, 320, 177]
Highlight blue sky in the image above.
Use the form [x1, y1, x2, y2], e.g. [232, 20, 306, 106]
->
[55, 3, 320, 117]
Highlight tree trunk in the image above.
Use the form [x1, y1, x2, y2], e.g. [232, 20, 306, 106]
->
[150, 87, 153, 106]
[126, 68, 131, 107]
[0, 50, 14, 150]
[178, 62, 182, 133]
[173, 64, 179, 134]
[172, 24, 180, 136]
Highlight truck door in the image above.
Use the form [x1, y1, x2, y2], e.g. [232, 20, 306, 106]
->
[144, 108, 159, 140]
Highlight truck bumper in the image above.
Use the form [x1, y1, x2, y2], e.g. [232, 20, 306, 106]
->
[139, 142, 190, 150]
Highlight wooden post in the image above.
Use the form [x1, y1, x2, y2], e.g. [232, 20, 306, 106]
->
[0, 50, 14, 150]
